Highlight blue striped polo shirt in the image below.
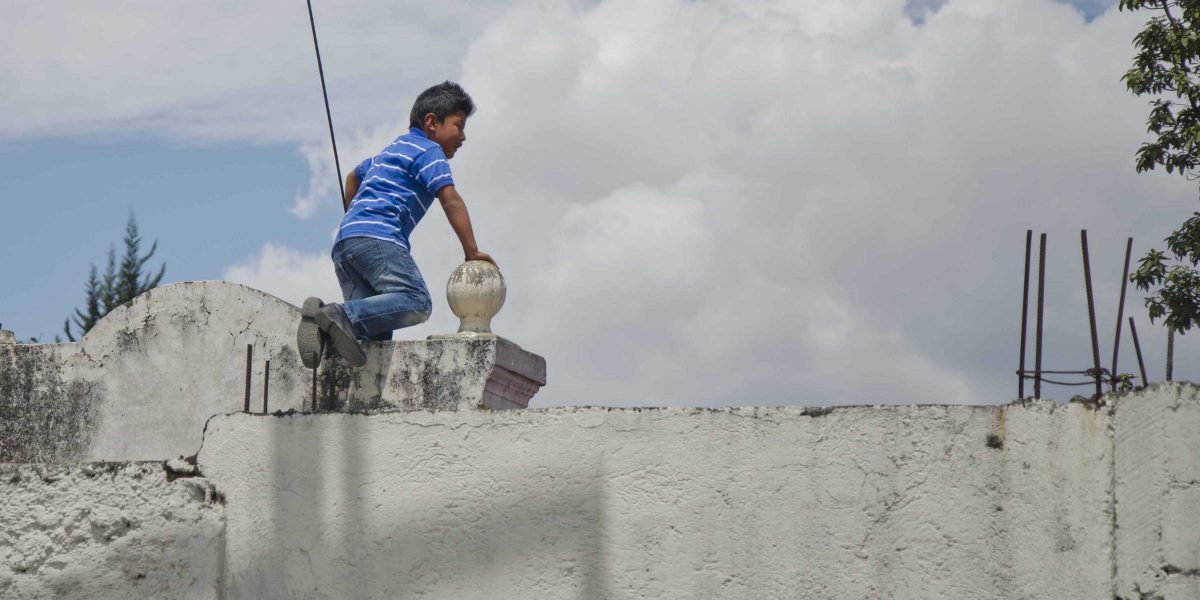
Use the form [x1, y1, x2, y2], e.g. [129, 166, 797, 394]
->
[335, 127, 455, 251]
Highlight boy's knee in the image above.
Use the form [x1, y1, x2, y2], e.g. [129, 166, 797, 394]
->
[402, 297, 432, 328]
[400, 307, 431, 329]
[418, 294, 433, 319]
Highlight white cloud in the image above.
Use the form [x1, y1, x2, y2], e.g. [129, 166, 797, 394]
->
[222, 243, 341, 308]
[0, 0, 510, 143]
[16, 0, 1200, 407]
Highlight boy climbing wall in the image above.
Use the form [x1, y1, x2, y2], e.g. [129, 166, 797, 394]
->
[297, 81, 496, 367]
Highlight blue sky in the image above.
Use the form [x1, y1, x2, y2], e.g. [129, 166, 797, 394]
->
[0, 138, 310, 340]
[7, 0, 1196, 407]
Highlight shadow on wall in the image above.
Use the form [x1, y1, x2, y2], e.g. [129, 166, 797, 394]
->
[238, 414, 611, 599]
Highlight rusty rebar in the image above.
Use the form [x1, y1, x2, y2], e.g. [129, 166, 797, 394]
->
[1035, 233, 1047, 399]
[262, 360, 270, 414]
[1167, 328, 1175, 382]
[1110, 238, 1133, 392]
[1019, 230, 1032, 398]
[1129, 317, 1148, 389]
[1081, 230, 1103, 400]
[244, 344, 253, 413]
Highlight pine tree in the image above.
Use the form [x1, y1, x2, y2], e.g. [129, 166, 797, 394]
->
[64, 214, 166, 341]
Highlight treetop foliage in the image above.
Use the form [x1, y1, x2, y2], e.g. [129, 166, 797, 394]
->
[1122, 0, 1200, 333]
[64, 213, 165, 342]
[1122, 0, 1200, 179]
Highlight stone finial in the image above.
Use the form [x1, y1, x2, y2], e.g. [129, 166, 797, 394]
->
[0, 328, 15, 345]
[446, 261, 506, 335]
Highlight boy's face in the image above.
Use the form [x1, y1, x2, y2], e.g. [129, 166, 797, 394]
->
[423, 110, 468, 159]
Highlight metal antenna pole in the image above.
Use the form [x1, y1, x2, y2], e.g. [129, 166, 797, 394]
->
[1110, 238, 1133, 391]
[306, 0, 346, 203]
[1019, 230, 1032, 399]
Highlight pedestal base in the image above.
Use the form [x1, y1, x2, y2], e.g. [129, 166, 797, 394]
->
[313, 335, 547, 412]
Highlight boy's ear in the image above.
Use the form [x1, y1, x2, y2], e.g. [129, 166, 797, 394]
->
[422, 113, 439, 130]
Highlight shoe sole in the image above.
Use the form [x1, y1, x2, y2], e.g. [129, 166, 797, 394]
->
[315, 307, 368, 367]
[297, 297, 324, 368]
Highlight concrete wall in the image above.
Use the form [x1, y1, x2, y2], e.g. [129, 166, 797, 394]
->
[0, 281, 545, 463]
[2, 290, 1198, 600]
[4, 387, 1199, 598]
[196, 400, 1117, 600]
[0, 462, 224, 600]
[1116, 384, 1200, 599]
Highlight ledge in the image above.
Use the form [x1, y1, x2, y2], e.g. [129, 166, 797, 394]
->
[0, 281, 547, 462]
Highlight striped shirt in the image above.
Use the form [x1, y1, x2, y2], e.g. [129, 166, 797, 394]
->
[335, 127, 455, 251]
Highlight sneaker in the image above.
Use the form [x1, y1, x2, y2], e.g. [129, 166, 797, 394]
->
[315, 303, 367, 367]
[297, 297, 324, 369]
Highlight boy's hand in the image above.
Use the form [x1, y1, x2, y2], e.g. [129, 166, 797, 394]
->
[467, 251, 498, 269]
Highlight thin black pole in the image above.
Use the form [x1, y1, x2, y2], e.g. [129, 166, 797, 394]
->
[306, 0, 346, 203]
[1081, 231, 1103, 400]
[312, 355, 319, 412]
[1035, 233, 1047, 399]
[244, 344, 253, 413]
[262, 360, 271, 414]
[1167, 328, 1175, 382]
[1019, 230, 1032, 399]
[1130, 317, 1148, 389]
[1110, 238, 1133, 391]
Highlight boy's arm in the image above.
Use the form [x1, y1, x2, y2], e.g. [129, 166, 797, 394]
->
[436, 185, 496, 268]
[342, 171, 361, 212]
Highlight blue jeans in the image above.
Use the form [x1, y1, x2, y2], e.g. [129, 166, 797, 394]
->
[331, 237, 432, 341]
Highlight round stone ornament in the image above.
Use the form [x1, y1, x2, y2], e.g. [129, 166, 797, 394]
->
[446, 260, 506, 334]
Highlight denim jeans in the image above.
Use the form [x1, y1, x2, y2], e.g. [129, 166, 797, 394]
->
[331, 237, 432, 341]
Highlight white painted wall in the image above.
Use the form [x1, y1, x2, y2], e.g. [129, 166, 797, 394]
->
[1116, 384, 1200, 599]
[4, 386, 1198, 599]
[198, 401, 1115, 600]
[0, 462, 223, 600]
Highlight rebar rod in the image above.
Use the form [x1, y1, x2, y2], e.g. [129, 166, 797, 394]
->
[244, 344, 253, 413]
[1167, 328, 1175, 382]
[1110, 237, 1133, 391]
[1081, 230, 1103, 400]
[1035, 233, 1047, 399]
[1130, 317, 1148, 389]
[263, 360, 270, 414]
[1019, 230, 1032, 399]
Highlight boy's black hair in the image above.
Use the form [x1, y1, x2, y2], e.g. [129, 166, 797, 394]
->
[409, 81, 476, 128]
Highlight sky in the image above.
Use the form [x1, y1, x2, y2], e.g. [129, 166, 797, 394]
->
[2, 0, 1198, 408]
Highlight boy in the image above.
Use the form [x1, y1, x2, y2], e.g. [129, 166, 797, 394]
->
[298, 81, 495, 367]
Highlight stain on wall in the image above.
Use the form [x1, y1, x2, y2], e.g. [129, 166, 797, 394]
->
[0, 346, 102, 462]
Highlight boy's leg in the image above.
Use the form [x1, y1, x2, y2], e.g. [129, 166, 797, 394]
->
[296, 239, 369, 368]
[335, 238, 432, 339]
[331, 239, 393, 342]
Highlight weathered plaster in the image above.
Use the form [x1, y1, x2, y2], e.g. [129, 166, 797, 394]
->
[0, 281, 546, 462]
[2, 387, 1199, 598]
[1115, 383, 1200, 600]
[0, 345, 102, 462]
[198, 400, 1114, 600]
[0, 462, 223, 600]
